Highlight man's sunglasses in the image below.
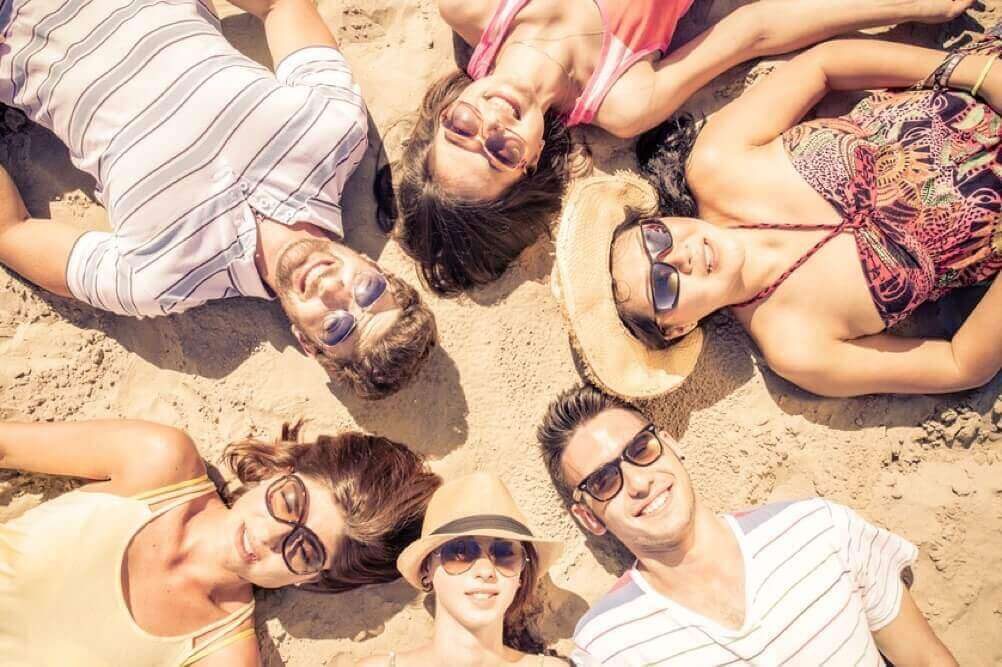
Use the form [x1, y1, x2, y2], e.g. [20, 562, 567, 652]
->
[574, 424, 664, 503]
[641, 221, 680, 314]
[440, 100, 529, 172]
[265, 474, 327, 576]
[318, 272, 388, 347]
[434, 536, 528, 578]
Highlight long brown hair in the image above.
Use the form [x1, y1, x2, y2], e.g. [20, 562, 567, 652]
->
[223, 421, 441, 593]
[376, 69, 572, 295]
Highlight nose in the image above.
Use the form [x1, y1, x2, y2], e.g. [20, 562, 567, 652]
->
[622, 462, 655, 499]
[471, 553, 498, 580]
[660, 241, 693, 275]
[261, 517, 292, 554]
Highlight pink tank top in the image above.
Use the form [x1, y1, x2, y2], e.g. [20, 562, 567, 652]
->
[467, 0, 695, 126]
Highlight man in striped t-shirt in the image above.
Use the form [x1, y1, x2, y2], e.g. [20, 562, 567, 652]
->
[537, 385, 957, 666]
[0, 0, 435, 398]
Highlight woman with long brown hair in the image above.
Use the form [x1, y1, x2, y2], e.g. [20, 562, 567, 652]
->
[0, 419, 440, 665]
[356, 473, 566, 666]
[379, 0, 975, 295]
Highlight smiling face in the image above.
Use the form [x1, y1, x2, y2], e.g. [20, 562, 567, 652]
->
[425, 536, 526, 631]
[274, 238, 403, 362]
[611, 217, 745, 342]
[561, 408, 697, 555]
[221, 473, 346, 589]
[431, 75, 547, 201]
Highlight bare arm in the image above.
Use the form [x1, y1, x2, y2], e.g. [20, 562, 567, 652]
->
[0, 420, 205, 496]
[599, 0, 975, 137]
[873, 587, 958, 666]
[0, 166, 79, 298]
[225, 0, 338, 64]
[769, 278, 1002, 396]
[701, 37, 1000, 152]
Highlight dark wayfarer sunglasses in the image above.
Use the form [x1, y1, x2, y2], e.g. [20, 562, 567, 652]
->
[440, 100, 530, 172]
[265, 474, 328, 576]
[318, 272, 388, 347]
[433, 536, 528, 578]
[574, 424, 664, 503]
[641, 220, 681, 315]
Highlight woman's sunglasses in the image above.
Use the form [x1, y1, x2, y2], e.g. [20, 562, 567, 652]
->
[440, 100, 529, 172]
[641, 221, 680, 314]
[318, 272, 388, 347]
[265, 474, 328, 576]
[574, 424, 664, 502]
[434, 536, 528, 578]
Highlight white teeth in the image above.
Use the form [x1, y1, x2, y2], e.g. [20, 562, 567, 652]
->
[242, 529, 253, 559]
[703, 241, 714, 273]
[489, 96, 518, 118]
[642, 490, 670, 516]
[469, 592, 495, 600]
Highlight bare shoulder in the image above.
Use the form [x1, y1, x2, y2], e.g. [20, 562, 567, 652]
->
[594, 59, 658, 139]
[542, 656, 571, 666]
[352, 655, 391, 667]
[747, 311, 834, 380]
[437, 0, 496, 36]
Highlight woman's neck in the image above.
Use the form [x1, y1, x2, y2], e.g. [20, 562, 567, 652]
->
[176, 499, 247, 600]
[492, 24, 580, 113]
[429, 603, 512, 666]
[728, 225, 824, 307]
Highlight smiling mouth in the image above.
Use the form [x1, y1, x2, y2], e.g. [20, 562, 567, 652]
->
[636, 484, 673, 517]
[486, 94, 521, 120]
[236, 523, 257, 564]
[466, 590, 499, 602]
[297, 259, 333, 296]
[703, 239, 716, 274]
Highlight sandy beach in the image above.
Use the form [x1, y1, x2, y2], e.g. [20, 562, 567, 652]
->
[1, 0, 1001, 664]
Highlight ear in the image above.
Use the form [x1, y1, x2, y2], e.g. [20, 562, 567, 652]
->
[291, 324, 319, 358]
[570, 501, 607, 536]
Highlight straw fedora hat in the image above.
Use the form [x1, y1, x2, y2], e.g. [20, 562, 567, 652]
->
[397, 473, 563, 591]
[553, 171, 704, 400]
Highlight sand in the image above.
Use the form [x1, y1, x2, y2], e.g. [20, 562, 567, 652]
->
[1, 0, 1001, 664]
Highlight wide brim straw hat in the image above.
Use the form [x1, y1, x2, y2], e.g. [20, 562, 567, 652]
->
[397, 472, 563, 590]
[553, 171, 704, 400]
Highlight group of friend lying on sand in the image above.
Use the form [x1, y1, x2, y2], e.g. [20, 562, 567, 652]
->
[0, 0, 999, 663]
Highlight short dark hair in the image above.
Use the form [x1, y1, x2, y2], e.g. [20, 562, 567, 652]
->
[223, 421, 442, 593]
[536, 384, 634, 505]
[318, 272, 436, 399]
[375, 69, 573, 295]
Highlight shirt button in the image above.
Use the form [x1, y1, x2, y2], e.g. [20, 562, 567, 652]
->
[239, 181, 250, 193]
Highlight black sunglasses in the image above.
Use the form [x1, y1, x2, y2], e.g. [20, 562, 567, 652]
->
[640, 221, 681, 314]
[265, 474, 328, 576]
[574, 424, 664, 503]
[318, 272, 388, 347]
[434, 536, 528, 578]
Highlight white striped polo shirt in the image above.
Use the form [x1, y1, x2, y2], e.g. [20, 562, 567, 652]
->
[1, 0, 368, 317]
[572, 499, 918, 666]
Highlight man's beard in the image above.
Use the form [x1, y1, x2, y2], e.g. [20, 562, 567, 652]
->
[274, 238, 331, 296]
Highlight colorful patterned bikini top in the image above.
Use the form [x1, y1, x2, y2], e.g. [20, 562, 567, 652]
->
[734, 81, 1002, 328]
[467, 0, 695, 126]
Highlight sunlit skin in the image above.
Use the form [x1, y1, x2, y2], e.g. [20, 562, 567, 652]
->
[209, 473, 345, 589]
[255, 222, 402, 363]
[431, 76, 551, 201]
[356, 537, 563, 666]
[559, 408, 748, 629]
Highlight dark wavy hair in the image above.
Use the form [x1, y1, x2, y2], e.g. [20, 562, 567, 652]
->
[223, 421, 442, 593]
[375, 70, 573, 295]
[609, 113, 704, 349]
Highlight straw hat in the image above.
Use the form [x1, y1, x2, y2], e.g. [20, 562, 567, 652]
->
[397, 473, 563, 590]
[553, 171, 704, 400]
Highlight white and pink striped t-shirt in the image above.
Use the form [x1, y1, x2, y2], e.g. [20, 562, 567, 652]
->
[572, 499, 918, 666]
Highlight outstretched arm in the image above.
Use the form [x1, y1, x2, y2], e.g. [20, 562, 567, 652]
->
[0, 420, 205, 496]
[601, 0, 975, 137]
[225, 0, 338, 64]
[874, 587, 958, 666]
[770, 279, 1002, 396]
[702, 36, 1000, 151]
[0, 166, 80, 298]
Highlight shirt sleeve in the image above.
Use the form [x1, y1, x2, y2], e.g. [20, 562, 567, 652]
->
[65, 230, 205, 318]
[274, 46, 368, 129]
[825, 500, 918, 632]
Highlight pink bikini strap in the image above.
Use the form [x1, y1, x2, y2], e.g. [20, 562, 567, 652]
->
[731, 219, 858, 308]
[467, 0, 534, 79]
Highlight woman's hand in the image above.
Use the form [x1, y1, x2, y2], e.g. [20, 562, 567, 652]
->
[907, 0, 977, 23]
